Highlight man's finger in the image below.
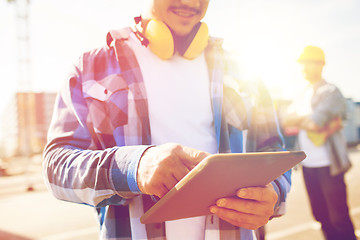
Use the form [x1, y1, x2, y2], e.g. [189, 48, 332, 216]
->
[236, 184, 277, 203]
[148, 182, 169, 198]
[210, 206, 269, 230]
[163, 175, 179, 192]
[172, 165, 190, 182]
[214, 197, 274, 216]
[177, 145, 210, 169]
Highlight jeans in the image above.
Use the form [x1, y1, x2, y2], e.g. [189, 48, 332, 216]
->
[302, 166, 356, 240]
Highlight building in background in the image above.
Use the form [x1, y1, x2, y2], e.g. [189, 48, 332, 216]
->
[0, 92, 56, 158]
[343, 99, 360, 146]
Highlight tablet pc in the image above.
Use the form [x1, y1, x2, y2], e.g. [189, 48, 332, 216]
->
[140, 151, 306, 224]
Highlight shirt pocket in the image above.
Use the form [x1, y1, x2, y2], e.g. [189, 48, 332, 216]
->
[83, 74, 129, 135]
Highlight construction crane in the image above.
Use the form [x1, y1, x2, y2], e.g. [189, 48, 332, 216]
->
[6, 0, 35, 191]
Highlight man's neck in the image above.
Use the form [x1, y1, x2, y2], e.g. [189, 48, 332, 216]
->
[309, 77, 322, 86]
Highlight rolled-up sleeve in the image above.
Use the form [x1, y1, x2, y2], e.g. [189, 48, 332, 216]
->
[311, 85, 346, 127]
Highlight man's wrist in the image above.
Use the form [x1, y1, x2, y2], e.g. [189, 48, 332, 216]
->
[127, 145, 154, 193]
[135, 145, 156, 194]
[270, 181, 281, 212]
[110, 145, 153, 194]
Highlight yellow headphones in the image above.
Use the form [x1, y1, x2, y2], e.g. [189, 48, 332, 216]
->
[132, 16, 209, 60]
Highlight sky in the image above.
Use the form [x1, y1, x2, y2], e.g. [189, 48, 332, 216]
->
[0, 0, 360, 118]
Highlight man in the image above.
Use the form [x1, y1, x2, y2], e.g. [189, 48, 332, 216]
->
[282, 45, 356, 240]
[43, 0, 291, 239]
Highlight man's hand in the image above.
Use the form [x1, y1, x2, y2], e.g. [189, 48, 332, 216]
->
[210, 183, 278, 230]
[137, 143, 209, 198]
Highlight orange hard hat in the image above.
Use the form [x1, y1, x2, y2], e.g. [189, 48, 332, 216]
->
[298, 45, 325, 64]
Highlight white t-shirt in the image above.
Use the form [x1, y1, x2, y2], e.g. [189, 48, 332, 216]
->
[128, 32, 218, 239]
[294, 85, 331, 168]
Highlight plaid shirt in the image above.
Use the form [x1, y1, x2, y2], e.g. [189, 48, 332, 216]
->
[43, 27, 291, 240]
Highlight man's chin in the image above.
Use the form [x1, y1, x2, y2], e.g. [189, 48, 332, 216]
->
[171, 24, 196, 37]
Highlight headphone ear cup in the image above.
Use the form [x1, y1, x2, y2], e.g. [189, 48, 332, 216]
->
[143, 19, 209, 60]
[183, 22, 209, 59]
[145, 19, 174, 60]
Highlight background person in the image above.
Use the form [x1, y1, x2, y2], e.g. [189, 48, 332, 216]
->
[282, 45, 356, 240]
[43, 0, 291, 239]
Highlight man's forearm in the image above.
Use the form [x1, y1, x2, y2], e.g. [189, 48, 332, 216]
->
[282, 113, 305, 128]
[43, 143, 150, 207]
[299, 117, 322, 132]
[283, 112, 322, 132]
